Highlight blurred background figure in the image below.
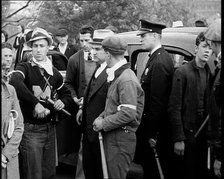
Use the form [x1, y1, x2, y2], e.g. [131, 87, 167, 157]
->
[54, 28, 77, 60]
[2, 30, 9, 43]
[13, 24, 26, 68]
[2, 42, 24, 179]
[2, 42, 14, 81]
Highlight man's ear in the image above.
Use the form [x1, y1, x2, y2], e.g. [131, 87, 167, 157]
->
[194, 45, 198, 55]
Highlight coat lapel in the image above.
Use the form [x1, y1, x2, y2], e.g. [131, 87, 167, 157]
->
[87, 68, 107, 102]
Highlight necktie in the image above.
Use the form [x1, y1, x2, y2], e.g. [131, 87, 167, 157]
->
[88, 52, 92, 61]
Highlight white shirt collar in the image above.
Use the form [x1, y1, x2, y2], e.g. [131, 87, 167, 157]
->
[58, 42, 68, 54]
[95, 62, 107, 78]
[32, 57, 54, 76]
[106, 58, 127, 82]
[84, 49, 94, 61]
[151, 44, 162, 56]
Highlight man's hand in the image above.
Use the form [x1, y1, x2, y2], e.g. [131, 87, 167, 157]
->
[174, 141, 185, 156]
[54, 99, 65, 111]
[34, 103, 47, 119]
[93, 117, 103, 132]
[73, 97, 83, 106]
[76, 109, 83, 125]
[214, 159, 221, 178]
[149, 138, 157, 148]
[1, 154, 7, 168]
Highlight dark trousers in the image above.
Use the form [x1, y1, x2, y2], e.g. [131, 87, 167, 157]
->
[82, 132, 103, 179]
[134, 135, 160, 179]
[19, 123, 56, 179]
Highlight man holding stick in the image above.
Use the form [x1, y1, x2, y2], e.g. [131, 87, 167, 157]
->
[93, 35, 144, 179]
[9, 27, 73, 179]
[168, 31, 212, 179]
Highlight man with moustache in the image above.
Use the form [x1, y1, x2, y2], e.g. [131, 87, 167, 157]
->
[76, 29, 114, 179]
[168, 32, 213, 179]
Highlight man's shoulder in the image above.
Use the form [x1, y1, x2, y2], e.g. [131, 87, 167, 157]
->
[69, 50, 83, 61]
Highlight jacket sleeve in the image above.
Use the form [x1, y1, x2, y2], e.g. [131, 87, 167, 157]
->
[168, 68, 186, 142]
[102, 80, 139, 131]
[148, 59, 173, 138]
[55, 70, 74, 110]
[9, 63, 39, 108]
[64, 55, 78, 99]
[2, 86, 24, 162]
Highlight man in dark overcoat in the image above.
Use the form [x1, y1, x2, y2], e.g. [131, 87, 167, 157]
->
[76, 29, 114, 179]
[134, 19, 175, 179]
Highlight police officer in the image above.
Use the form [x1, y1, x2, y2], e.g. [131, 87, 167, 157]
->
[134, 19, 175, 179]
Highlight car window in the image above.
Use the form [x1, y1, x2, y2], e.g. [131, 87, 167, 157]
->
[131, 48, 193, 81]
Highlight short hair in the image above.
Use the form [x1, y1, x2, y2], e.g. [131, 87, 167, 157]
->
[79, 25, 94, 38]
[2, 42, 13, 50]
[2, 30, 8, 42]
[195, 32, 206, 46]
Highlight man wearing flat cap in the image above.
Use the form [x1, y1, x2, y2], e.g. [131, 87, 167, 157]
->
[76, 29, 114, 179]
[9, 27, 73, 179]
[54, 28, 77, 59]
[93, 35, 144, 179]
[205, 18, 222, 178]
[134, 19, 175, 179]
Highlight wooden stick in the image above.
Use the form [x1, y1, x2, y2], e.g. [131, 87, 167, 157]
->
[99, 132, 109, 179]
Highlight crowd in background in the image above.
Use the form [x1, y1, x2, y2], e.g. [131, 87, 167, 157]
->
[1, 16, 222, 179]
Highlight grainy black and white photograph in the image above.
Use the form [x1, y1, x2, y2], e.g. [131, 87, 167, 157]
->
[1, 0, 222, 179]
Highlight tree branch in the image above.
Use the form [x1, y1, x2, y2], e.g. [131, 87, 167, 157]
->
[6, 0, 32, 19]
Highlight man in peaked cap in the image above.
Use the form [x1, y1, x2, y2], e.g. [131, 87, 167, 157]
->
[9, 27, 73, 179]
[205, 18, 222, 178]
[134, 19, 175, 179]
[93, 35, 144, 178]
[76, 29, 113, 179]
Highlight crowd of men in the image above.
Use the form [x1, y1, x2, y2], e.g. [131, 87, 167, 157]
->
[1, 17, 222, 179]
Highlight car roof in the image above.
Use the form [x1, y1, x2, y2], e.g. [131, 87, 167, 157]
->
[116, 27, 208, 56]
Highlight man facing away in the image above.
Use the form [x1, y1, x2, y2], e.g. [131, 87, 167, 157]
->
[93, 35, 144, 179]
[168, 32, 213, 179]
[76, 29, 114, 179]
[9, 27, 73, 179]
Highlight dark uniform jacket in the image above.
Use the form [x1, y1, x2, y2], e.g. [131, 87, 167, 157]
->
[137, 47, 174, 140]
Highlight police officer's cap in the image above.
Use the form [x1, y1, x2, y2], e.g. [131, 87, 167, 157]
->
[102, 35, 127, 55]
[204, 18, 221, 42]
[137, 19, 166, 36]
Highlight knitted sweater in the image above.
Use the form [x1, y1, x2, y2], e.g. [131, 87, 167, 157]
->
[9, 62, 72, 124]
